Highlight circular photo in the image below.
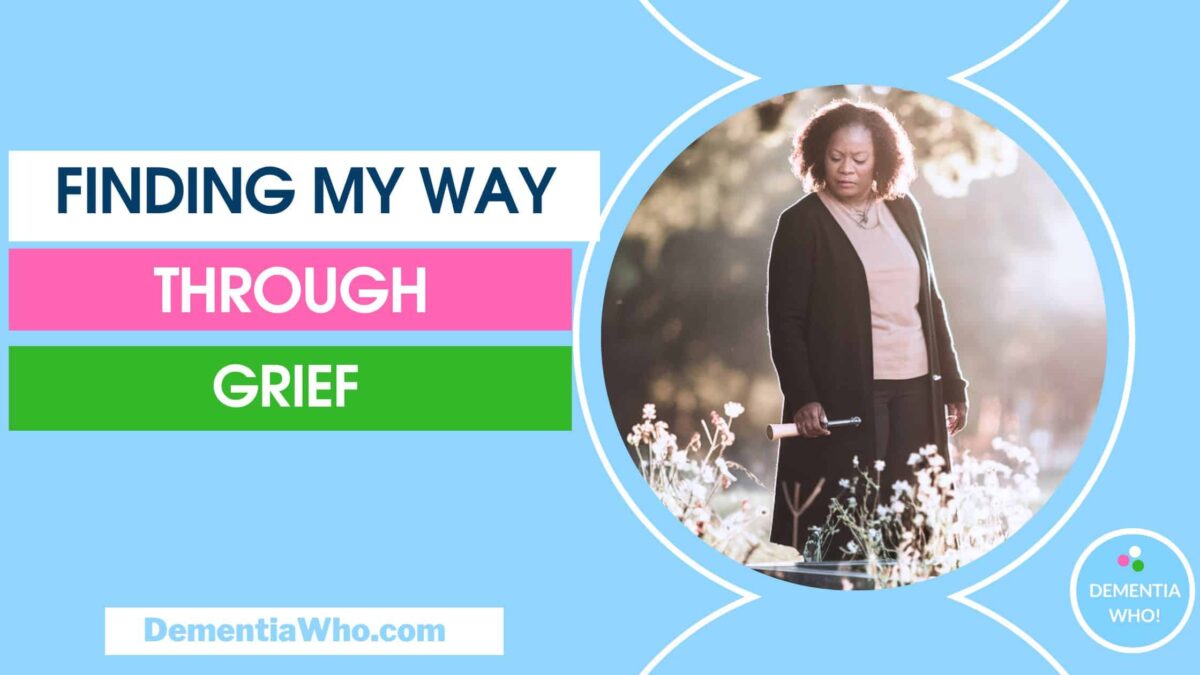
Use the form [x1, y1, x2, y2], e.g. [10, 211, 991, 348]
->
[603, 85, 1105, 590]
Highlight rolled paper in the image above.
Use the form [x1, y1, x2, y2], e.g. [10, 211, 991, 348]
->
[766, 416, 862, 440]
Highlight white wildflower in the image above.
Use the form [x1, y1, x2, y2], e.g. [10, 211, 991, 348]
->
[1002, 442, 1032, 464]
[838, 478, 851, 489]
[874, 460, 886, 472]
[625, 404, 770, 564]
[891, 480, 913, 497]
[907, 452, 922, 466]
[715, 457, 737, 483]
[650, 434, 671, 460]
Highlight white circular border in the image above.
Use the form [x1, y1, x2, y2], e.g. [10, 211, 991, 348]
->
[1069, 528, 1195, 653]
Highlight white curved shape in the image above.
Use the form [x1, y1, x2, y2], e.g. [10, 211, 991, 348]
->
[955, 0, 1069, 81]
[955, 594, 1068, 674]
[948, 0, 1137, 671]
[573, 2, 761, 673]
[576, 75, 761, 599]
[636, 0, 757, 83]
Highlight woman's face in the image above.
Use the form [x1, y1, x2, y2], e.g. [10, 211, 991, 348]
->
[823, 124, 876, 201]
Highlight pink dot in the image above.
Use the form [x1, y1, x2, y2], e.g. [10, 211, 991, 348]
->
[1118, 554, 1130, 567]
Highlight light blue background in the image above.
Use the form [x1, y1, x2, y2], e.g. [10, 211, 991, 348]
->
[0, 1, 1195, 672]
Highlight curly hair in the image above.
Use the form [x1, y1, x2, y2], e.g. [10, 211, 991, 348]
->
[789, 99, 916, 200]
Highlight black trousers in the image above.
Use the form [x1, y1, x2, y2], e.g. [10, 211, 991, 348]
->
[819, 376, 937, 561]
[873, 375, 935, 477]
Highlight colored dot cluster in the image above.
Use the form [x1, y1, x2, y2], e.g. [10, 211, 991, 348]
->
[1117, 545, 1145, 572]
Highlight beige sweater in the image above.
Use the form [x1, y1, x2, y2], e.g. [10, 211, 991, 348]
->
[817, 190, 929, 380]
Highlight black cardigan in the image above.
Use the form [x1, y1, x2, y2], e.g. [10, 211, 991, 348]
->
[766, 191, 968, 551]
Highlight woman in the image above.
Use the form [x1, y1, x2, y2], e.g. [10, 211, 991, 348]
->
[766, 100, 969, 558]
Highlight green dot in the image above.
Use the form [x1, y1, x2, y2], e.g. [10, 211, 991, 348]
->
[1132, 559, 1145, 572]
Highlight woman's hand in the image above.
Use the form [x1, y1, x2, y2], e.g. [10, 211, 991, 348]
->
[946, 401, 969, 436]
[793, 402, 831, 438]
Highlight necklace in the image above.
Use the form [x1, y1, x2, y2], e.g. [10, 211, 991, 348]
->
[833, 192, 880, 229]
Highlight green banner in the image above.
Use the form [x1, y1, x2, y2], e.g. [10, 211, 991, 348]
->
[9, 346, 571, 431]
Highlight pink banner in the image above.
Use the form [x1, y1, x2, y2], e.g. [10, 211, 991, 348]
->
[10, 249, 572, 331]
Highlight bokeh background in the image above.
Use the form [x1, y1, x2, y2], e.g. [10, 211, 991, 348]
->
[602, 85, 1106, 555]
